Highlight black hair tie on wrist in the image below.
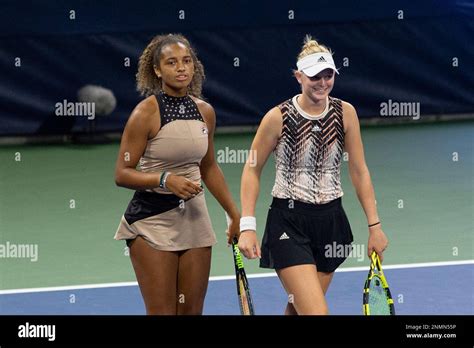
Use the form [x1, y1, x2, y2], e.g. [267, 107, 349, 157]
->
[368, 221, 381, 228]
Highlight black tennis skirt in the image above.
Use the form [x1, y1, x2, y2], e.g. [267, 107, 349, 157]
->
[260, 196, 354, 273]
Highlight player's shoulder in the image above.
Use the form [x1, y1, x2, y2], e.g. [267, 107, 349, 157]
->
[191, 96, 215, 114]
[259, 106, 283, 134]
[276, 96, 294, 109]
[266, 96, 296, 123]
[127, 95, 159, 127]
[135, 95, 159, 117]
[190, 96, 216, 126]
[333, 97, 357, 115]
[266, 105, 283, 119]
[335, 98, 359, 132]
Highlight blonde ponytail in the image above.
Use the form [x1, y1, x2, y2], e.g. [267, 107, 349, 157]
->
[297, 35, 332, 61]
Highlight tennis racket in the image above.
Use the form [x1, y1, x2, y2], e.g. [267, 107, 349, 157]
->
[363, 251, 395, 315]
[226, 213, 255, 315]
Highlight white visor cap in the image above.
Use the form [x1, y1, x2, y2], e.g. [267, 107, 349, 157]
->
[297, 52, 339, 77]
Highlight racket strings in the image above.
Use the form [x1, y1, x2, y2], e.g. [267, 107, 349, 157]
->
[368, 275, 391, 315]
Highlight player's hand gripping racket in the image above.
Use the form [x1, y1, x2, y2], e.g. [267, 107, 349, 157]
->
[226, 213, 255, 315]
[363, 251, 395, 315]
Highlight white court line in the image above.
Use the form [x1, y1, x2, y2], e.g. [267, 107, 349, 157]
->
[0, 259, 472, 295]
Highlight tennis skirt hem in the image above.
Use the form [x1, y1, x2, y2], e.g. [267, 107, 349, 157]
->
[117, 235, 217, 252]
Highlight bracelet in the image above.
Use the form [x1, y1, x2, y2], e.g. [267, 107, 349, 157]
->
[159, 171, 171, 190]
[368, 221, 381, 228]
[159, 171, 167, 189]
[162, 172, 171, 190]
[240, 216, 256, 232]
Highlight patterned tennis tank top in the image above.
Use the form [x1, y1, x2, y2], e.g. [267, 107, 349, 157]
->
[138, 91, 209, 193]
[271, 95, 345, 204]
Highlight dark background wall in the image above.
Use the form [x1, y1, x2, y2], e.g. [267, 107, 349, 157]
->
[0, 0, 472, 135]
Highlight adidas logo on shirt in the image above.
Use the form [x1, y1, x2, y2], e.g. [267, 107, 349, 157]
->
[312, 125, 321, 132]
[279, 232, 290, 240]
[318, 56, 327, 62]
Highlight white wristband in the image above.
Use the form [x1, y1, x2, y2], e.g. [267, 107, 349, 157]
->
[240, 216, 256, 232]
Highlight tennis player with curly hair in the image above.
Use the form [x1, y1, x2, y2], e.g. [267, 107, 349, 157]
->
[114, 34, 240, 315]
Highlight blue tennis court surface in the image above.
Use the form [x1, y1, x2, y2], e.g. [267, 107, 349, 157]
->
[1, 263, 472, 315]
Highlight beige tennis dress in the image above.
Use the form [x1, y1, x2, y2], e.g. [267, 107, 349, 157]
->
[114, 91, 217, 251]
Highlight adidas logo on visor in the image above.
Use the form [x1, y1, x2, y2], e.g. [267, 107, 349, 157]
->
[317, 56, 327, 62]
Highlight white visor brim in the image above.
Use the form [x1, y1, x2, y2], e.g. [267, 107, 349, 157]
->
[297, 52, 339, 77]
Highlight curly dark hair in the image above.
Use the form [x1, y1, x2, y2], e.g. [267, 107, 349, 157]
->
[136, 33, 205, 98]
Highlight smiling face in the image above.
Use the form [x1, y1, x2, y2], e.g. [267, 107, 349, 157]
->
[295, 68, 335, 103]
[153, 42, 195, 96]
